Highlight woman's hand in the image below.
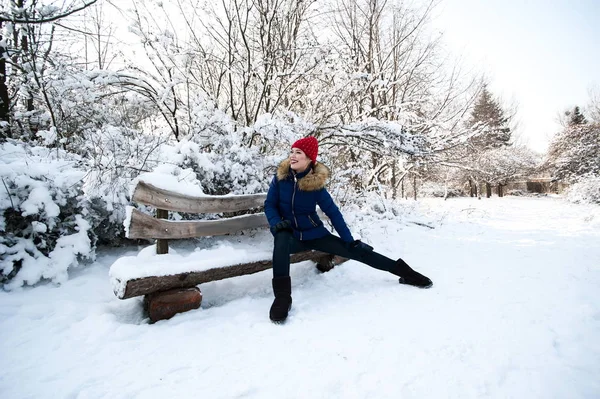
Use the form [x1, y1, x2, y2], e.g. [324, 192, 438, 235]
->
[348, 240, 373, 252]
[270, 220, 292, 234]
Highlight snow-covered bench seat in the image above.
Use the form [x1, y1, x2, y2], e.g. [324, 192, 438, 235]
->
[110, 181, 344, 322]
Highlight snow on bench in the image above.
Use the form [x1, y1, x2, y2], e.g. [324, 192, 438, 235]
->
[110, 241, 272, 299]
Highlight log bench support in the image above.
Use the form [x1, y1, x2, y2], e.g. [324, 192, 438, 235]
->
[156, 208, 169, 255]
[144, 287, 202, 323]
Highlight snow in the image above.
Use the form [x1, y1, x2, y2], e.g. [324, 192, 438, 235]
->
[135, 162, 207, 198]
[1, 197, 599, 398]
[123, 206, 134, 239]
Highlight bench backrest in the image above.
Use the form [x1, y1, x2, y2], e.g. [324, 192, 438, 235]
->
[127, 181, 269, 254]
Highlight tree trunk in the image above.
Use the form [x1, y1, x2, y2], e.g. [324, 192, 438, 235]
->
[469, 179, 476, 197]
[0, 22, 10, 139]
[486, 182, 491, 198]
[401, 177, 405, 199]
[391, 161, 397, 200]
[413, 175, 417, 200]
[498, 184, 504, 197]
[21, 29, 34, 112]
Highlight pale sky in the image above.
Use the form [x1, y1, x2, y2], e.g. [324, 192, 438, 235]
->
[431, 0, 600, 153]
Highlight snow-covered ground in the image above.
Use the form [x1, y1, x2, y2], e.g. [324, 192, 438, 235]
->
[1, 196, 599, 399]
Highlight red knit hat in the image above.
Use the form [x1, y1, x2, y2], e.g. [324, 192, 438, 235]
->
[291, 136, 319, 163]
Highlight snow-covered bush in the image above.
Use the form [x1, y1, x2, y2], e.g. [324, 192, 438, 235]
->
[506, 189, 547, 198]
[566, 175, 600, 205]
[506, 189, 527, 197]
[339, 191, 421, 241]
[180, 99, 280, 195]
[183, 138, 269, 195]
[123, 103, 280, 224]
[137, 138, 269, 200]
[79, 125, 167, 245]
[418, 181, 464, 198]
[0, 141, 95, 288]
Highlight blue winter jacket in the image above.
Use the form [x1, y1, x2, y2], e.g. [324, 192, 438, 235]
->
[264, 159, 354, 242]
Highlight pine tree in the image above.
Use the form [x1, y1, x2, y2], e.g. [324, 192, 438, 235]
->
[468, 85, 511, 150]
[565, 106, 588, 126]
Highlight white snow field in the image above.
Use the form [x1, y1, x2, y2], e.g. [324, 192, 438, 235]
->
[1, 196, 599, 399]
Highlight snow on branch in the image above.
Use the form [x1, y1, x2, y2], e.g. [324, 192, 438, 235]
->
[0, 1, 98, 24]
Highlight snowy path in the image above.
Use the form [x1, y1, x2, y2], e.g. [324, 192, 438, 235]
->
[1, 197, 599, 399]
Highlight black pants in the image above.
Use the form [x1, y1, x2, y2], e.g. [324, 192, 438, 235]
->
[272, 231, 397, 278]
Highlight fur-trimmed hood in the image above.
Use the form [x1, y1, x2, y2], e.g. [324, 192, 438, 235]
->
[276, 159, 329, 191]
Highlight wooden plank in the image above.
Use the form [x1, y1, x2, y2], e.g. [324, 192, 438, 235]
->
[132, 181, 267, 213]
[119, 251, 342, 299]
[127, 208, 269, 239]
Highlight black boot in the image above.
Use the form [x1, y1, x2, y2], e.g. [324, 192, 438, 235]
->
[270, 276, 292, 323]
[391, 259, 433, 288]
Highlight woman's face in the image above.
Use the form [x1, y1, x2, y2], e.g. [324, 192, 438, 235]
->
[289, 148, 312, 171]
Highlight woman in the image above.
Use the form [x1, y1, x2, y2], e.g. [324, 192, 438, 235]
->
[264, 136, 432, 323]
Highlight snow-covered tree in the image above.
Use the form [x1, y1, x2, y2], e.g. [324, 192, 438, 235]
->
[564, 106, 588, 126]
[474, 146, 538, 186]
[434, 84, 516, 197]
[587, 85, 600, 123]
[467, 85, 512, 150]
[112, 0, 480, 199]
[566, 175, 600, 204]
[116, 0, 324, 139]
[545, 122, 600, 181]
[0, 0, 98, 141]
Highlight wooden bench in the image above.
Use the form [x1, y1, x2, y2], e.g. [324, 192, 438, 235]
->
[110, 181, 346, 322]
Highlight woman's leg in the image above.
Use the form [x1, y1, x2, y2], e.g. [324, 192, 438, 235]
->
[272, 230, 308, 277]
[304, 234, 432, 288]
[270, 230, 307, 323]
[302, 234, 396, 272]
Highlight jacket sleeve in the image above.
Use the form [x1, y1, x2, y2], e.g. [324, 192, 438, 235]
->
[317, 188, 354, 243]
[264, 176, 282, 227]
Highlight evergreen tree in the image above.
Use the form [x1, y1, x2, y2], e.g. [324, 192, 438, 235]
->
[468, 85, 511, 150]
[565, 106, 588, 126]
[546, 122, 600, 180]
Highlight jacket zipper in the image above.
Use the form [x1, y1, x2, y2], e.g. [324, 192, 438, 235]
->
[292, 173, 301, 240]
